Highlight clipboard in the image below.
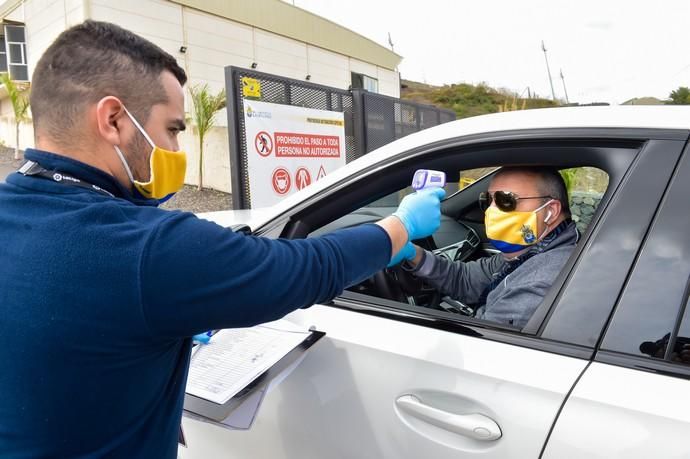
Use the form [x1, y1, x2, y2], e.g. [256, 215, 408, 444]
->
[182, 329, 325, 429]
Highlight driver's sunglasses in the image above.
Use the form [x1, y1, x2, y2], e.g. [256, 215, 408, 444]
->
[478, 191, 553, 212]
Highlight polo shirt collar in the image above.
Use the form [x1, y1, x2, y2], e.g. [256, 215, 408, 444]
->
[16, 148, 160, 207]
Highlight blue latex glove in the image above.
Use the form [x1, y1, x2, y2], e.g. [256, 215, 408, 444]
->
[392, 187, 446, 241]
[388, 242, 416, 267]
[193, 332, 212, 344]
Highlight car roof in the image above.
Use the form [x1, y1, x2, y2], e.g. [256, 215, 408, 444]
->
[203, 106, 690, 230]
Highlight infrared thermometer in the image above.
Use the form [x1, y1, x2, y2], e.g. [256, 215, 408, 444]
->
[411, 169, 446, 191]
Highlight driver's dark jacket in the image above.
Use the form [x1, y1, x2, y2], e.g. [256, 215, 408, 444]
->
[410, 221, 579, 328]
[0, 149, 391, 458]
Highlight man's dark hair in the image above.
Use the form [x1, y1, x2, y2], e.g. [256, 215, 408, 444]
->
[495, 166, 571, 218]
[30, 20, 187, 144]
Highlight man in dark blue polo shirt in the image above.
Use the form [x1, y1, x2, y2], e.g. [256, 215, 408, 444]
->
[0, 21, 444, 458]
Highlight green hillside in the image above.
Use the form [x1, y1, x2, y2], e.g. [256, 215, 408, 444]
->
[621, 97, 665, 105]
[401, 79, 559, 119]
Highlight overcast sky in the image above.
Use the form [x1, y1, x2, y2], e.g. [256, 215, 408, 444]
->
[290, 0, 690, 105]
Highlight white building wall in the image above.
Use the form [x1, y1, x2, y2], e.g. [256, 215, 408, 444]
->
[0, 105, 33, 152]
[377, 67, 401, 98]
[181, 127, 230, 193]
[25, 0, 84, 77]
[90, 0, 183, 60]
[4, 2, 23, 21]
[1, 0, 400, 193]
[253, 28, 308, 81]
[0, 0, 84, 151]
[349, 58, 378, 83]
[183, 10, 252, 96]
[181, 8, 255, 191]
[307, 45, 350, 89]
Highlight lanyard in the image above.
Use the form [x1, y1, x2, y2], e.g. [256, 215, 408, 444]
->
[17, 160, 116, 198]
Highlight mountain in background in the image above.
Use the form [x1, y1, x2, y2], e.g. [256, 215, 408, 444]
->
[400, 79, 559, 119]
[620, 97, 666, 105]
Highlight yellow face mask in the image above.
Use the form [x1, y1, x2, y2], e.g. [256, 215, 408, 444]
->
[484, 200, 553, 253]
[114, 107, 187, 200]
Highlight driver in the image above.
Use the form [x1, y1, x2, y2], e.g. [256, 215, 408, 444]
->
[399, 166, 579, 328]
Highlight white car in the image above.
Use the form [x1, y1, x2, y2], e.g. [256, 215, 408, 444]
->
[181, 106, 690, 459]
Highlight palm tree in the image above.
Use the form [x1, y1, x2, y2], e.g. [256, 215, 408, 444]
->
[0, 73, 30, 160]
[188, 84, 226, 190]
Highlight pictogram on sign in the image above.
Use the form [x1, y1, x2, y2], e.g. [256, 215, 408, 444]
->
[255, 131, 273, 156]
[317, 165, 327, 181]
[242, 77, 261, 98]
[295, 167, 312, 190]
[272, 167, 291, 195]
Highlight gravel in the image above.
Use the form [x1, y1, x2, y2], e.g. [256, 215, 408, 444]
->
[0, 146, 24, 166]
[0, 146, 233, 213]
[160, 185, 233, 213]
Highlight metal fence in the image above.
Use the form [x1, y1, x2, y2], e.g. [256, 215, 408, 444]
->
[225, 66, 455, 209]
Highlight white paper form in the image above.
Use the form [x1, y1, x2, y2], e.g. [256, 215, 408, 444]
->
[186, 320, 310, 404]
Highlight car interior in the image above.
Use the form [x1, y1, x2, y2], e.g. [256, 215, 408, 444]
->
[312, 164, 607, 312]
[270, 137, 642, 332]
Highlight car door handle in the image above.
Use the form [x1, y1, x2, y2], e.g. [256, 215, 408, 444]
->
[395, 395, 502, 441]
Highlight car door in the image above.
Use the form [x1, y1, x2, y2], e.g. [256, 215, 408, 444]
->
[542, 141, 690, 459]
[180, 132, 686, 459]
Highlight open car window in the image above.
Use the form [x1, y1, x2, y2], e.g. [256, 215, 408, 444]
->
[278, 134, 659, 348]
[308, 162, 609, 333]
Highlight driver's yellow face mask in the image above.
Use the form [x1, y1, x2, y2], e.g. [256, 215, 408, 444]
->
[484, 200, 553, 253]
[113, 107, 187, 200]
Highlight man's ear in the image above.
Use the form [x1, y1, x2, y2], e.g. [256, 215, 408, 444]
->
[95, 97, 127, 146]
[545, 200, 562, 224]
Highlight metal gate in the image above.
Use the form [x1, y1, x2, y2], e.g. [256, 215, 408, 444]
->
[226, 66, 455, 209]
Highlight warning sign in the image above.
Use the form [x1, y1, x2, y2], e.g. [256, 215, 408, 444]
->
[272, 168, 291, 195]
[274, 133, 340, 158]
[243, 100, 346, 208]
[242, 77, 261, 98]
[255, 131, 273, 156]
[295, 167, 312, 190]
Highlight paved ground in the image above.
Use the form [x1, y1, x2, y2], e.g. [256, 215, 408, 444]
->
[0, 162, 16, 181]
[0, 146, 232, 213]
[0, 147, 23, 183]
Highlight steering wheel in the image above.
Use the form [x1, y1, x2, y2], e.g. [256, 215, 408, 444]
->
[369, 265, 425, 304]
[424, 238, 479, 311]
[370, 228, 482, 309]
[419, 231, 481, 311]
[370, 269, 406, 302]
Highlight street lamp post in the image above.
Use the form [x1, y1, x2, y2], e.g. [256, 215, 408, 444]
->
[541, 40, 557, 101]
[560, 69, 570, 104]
